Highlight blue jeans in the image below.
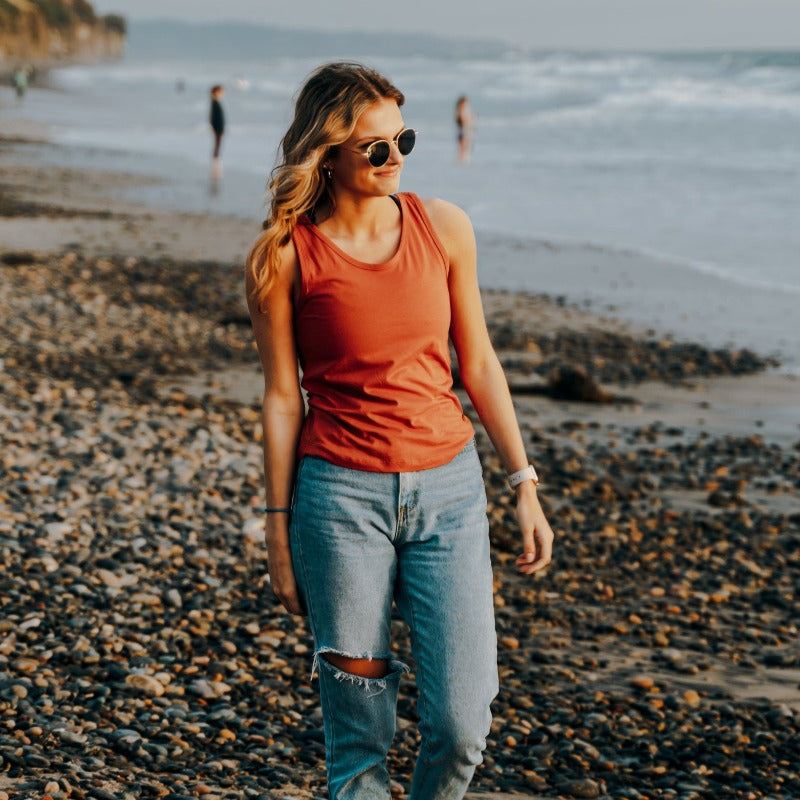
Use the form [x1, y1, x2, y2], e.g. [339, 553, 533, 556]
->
[290, 438, 498, 800]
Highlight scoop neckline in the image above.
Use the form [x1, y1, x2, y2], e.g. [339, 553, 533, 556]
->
[304, 194, 406, 271]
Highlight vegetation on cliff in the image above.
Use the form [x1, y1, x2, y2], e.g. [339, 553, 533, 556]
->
[0, 0, 126, 68]
[1, 0, 124, 32]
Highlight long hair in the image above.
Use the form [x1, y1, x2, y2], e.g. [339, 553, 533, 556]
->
[248, 62, 404, 311]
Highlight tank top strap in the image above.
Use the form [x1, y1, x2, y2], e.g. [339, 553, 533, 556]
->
[398, 192, 450, 274]
[291, 216, 317, 303]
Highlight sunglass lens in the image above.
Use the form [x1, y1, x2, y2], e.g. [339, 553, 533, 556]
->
[367, 141, 390, 167]
[397, 128, 416, 156]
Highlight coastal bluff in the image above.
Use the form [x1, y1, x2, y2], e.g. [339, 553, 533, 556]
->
[0, 0, 124, 77]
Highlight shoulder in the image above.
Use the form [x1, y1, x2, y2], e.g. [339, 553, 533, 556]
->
[245, 227, 299, 304]
[417, 197, 475, 257]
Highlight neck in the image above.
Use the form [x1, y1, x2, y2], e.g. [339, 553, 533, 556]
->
[318, 192, 397, 236]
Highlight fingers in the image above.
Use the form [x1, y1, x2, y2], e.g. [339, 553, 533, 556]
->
[516, 526, 554, 575]
[264, 571, 306, 615]
[517, 554, 550, 574]
[279, 590, 305, 616]
[272, 585, 305, 616]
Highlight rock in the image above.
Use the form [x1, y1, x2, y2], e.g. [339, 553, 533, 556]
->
[165, 588, 183, 608]
[189, 679, 233, 699]
[242, 516, 265, 540]
[559, 778, 601, 798]
[44, 521, 72, 541]
[125, 673, 166, 697]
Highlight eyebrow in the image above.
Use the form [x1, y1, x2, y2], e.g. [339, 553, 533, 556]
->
[354, 125, 406, 146]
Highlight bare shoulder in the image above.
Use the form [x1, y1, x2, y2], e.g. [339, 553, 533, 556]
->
[420, 197, 473, 242]
[245, 230, 298, 312]
[422, 197, 475, 257]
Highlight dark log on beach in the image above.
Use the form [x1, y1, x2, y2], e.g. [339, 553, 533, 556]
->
[453, 363, 636, 404]
[548, 362, 616, 402]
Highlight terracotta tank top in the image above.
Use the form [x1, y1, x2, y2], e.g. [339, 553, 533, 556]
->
[292, 192, 474, 472]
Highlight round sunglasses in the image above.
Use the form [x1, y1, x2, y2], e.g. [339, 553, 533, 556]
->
[343, 128, 416, 168]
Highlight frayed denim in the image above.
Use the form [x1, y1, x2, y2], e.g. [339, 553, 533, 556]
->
[290, 439, 498, 800]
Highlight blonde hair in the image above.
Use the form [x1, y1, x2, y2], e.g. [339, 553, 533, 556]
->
[248, 62, 405, 311]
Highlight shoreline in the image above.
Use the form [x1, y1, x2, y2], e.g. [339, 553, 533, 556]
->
[3, 99, 798, 368]
[1, 128, 799, 798]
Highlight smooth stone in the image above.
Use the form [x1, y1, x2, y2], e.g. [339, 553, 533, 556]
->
[189, 679, 232, 699]
[125, 673, 166, 697]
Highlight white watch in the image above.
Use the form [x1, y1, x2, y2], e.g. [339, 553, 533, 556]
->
[507, 464, 539, 489]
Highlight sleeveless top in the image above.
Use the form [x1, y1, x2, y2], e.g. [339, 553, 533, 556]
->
[292, 192, 474, 472]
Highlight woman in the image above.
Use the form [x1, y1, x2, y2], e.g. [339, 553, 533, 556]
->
[455, 95, 474, 163]
[245, 62, 554, 800]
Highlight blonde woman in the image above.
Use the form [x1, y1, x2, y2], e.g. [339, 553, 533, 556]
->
[246, 62, 554, 800]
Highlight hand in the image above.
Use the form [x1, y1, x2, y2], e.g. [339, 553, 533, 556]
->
[514, 483, 554, 575]
[264, 518, 305, 615]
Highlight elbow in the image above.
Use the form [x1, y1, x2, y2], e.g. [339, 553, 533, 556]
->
[263, 385, 304, 418]
[456, 352, 499, 394]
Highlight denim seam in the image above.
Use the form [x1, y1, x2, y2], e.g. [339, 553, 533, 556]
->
[392, 472, 403, 543]
[292, 507, 340, 775]
[291, 478, 325, 683]
[404, 584, 434, 790]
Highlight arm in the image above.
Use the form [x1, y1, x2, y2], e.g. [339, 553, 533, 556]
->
[425, 198, 554, 574]
[245, 237, 306, 612]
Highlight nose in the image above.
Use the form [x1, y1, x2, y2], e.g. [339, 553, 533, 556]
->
[386, 139, 403, 164]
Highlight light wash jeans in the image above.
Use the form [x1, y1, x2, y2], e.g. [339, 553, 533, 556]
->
[290, 438, 499, 800]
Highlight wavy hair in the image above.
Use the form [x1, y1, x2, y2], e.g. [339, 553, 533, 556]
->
[248, 62, 405, 311]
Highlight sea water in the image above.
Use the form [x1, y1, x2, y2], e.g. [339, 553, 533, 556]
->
[3, 24, 799, 362]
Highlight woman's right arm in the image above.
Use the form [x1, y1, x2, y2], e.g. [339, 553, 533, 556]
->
[245, 237, 306, 614]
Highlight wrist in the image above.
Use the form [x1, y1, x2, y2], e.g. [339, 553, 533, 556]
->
[265, 523, 290, 542]
[507, 463, 538, 490]
[515, 480, 538, 500]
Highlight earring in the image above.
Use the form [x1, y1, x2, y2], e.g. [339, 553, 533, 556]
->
[323, 165, 333, 180]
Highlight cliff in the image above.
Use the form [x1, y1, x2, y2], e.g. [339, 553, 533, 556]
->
[0, 0, 125, 76]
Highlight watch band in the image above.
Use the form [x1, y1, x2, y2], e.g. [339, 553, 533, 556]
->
[507, 464, 539, 489]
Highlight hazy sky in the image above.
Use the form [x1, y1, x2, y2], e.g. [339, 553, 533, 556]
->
[93, 0, 799, 50]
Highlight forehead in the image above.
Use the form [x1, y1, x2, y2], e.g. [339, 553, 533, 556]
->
[351, 98, 404, 139]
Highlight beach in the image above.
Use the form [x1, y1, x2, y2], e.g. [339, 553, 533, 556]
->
[1, 113, 800, 800]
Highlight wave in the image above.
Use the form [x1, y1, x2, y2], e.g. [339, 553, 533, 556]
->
[466, 52, 800, 126]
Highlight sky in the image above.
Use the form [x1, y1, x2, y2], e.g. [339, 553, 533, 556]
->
[91, 0, 800, 50]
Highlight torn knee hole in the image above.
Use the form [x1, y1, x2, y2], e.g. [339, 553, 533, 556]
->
[321, 652, 390, 679]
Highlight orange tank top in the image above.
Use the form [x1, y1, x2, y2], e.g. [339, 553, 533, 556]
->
[292, 192, 474, 472]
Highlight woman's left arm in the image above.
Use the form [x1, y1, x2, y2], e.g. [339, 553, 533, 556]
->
[425, 198, 554, 575]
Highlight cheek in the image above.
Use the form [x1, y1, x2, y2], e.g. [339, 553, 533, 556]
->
[331, 155, 362, 181]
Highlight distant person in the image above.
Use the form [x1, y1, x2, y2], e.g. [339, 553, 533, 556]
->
[12, 67, 28, 101]
[209, 84, 225, 185]
[455, 94, 474, 163]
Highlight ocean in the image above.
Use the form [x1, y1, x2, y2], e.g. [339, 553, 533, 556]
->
[3, 22, 799, 365]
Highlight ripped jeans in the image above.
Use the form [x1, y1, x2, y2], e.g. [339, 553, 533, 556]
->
[290, 439, 499, 800]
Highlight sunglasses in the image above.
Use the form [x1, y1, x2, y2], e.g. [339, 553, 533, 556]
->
[343, 128, 416, 168]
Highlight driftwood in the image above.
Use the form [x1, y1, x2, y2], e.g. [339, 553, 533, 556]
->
[454, 363, 637, 405]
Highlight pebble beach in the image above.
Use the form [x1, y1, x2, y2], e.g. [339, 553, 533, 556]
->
[1, 130, 799, 800]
